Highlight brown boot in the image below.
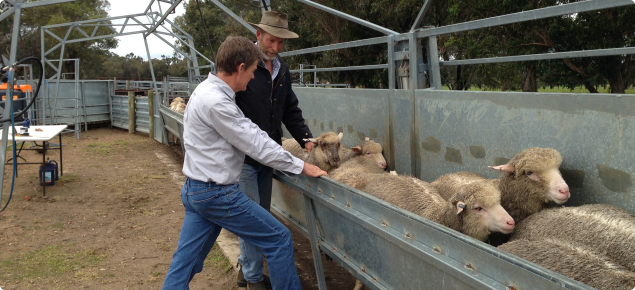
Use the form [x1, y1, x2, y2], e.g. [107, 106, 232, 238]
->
[247, 281, 267, 290]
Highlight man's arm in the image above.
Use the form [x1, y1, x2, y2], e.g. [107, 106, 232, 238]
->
[209, 99, 325, 177]
[281, 85, 313, 149]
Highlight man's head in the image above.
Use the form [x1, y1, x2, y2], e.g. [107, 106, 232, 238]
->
[216, 36, 265, 92]
[249, 11, 298, 60]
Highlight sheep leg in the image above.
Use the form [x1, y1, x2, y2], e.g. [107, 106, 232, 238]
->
[353, 279, 364, 290]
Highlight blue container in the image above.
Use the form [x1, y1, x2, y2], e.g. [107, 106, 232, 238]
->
[39, 160, 59, 186]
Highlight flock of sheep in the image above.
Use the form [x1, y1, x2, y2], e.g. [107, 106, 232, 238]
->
[169, 97, 186, 114]
[282, 132, 635, 290]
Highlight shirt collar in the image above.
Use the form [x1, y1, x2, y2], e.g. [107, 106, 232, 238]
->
[207, 72, 235, 100]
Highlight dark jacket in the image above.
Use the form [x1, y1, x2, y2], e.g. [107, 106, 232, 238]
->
[236, 58, 313, 167]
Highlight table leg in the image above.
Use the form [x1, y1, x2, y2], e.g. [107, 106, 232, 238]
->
[43, 141, 46, 196]
[59, 133, 63, 176]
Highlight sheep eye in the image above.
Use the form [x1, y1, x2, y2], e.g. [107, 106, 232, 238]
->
[366, 151, 371, 155]
[474, 207, 483, 212]
[525, 171, 533, 176]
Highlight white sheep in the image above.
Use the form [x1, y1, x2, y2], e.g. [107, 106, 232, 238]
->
[329, 137, 387, 179]
[281, 132, 343, 172]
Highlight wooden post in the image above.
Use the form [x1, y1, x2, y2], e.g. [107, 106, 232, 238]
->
[126, 80, 130, 90]
[148, 90, 154, 140]
[128, 91, 135, 134]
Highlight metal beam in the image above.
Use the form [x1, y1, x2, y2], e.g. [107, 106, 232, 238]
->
[410, 0, 433, 32]
[0, 7, 15, 22]
[42, 13, 145, 28]
[21, 0, 79, 8]
[289, 64, 388, 73]
[296, 0, 398, 35]
[144, 0, 156, 14]
[64, 30, 149, 43]
[144, 0, 183, 37]
[74, 25, 90, 38]
[208, 0, 256, 35]
[407, 0, 635, 40]
[439, 47, 635, 66]
[279, 36, 388, 57]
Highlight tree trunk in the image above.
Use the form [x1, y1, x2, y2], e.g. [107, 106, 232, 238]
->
[583, 81, 599, 94]
[610, 74, 626, 94]
[522, 63, 538, 92]
[455, 65, 463, 90]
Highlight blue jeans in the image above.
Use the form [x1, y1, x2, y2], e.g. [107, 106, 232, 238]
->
[238, 163, 274, 283]
[162, 178, 301, 290]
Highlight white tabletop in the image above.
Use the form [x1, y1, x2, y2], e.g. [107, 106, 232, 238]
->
[0, 125, 68, 141]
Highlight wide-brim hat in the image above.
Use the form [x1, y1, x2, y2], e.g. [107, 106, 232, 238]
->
[248, 11, 299, 39]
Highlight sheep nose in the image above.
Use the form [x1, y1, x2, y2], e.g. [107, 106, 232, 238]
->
[380, 163, 387, 169]
[507, 220, 515, 227]
[333, 157, 340, 163]
[559, 187, 570, 198]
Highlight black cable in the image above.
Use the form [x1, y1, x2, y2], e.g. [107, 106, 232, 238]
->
[0, 56, 43, 123]
[260, 0, 269, 11]
[195, 0, 215, 62]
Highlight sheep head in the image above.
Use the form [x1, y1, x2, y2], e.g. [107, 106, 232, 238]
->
[309, 132, 342, 168]
[452, 180, 515, 241]
[350, 137, 387, 169]
[489, 147, 570, 204]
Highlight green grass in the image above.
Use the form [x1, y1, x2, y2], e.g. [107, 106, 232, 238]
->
[440, 85, 635, 94]
[57, 174, 77, 184]
[86, 140, 130, 155]
[204, 243, 233, 274]
[0, 245, 105, 281]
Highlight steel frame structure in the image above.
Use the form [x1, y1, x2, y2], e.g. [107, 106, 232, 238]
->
[209, 0, 635, 289]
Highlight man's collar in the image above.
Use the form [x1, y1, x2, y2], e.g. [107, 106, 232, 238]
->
[207, 72, 235, 99]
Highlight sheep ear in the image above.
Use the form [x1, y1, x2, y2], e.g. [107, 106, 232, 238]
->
[489, 164, 515, 173]
[389, 171, 398, 176]
[365, 137, 370, 141]
[456, 201, 467, 214]
[351, 146, 362, 153]
[338, 132, 344, 141]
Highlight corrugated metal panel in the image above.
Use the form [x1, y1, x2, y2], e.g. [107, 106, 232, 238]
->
[36, 80, 112, 125]
[414, 90, 635, 214]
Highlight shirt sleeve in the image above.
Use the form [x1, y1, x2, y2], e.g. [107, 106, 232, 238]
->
[208, 99, 304, 175]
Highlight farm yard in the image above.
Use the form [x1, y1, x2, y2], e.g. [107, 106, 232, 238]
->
[0, 128, 362, 290]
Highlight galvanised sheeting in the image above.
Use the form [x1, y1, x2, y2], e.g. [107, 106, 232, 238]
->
[109, 95, 151, 134]
[159, 105, 183, 138]
[414, 90, 635, 214]
[37, 80, 111, 124]
[274, 173, 595, 290]
[283, 87, 391, 164]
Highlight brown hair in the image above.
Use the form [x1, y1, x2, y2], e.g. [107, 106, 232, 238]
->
[216, 36, 264, 75]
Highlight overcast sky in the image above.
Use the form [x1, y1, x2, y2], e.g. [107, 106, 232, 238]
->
[107, 0, 187, 60]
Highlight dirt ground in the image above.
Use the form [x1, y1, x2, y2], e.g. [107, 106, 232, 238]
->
[0, 127, 359, 289]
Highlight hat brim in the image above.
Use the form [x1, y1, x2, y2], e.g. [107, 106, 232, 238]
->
[249, 22, 299, 39]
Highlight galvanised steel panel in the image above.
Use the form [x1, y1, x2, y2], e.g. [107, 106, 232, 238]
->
[287, 88, 391, 163]
[135, 97, 150, 133]
[159, 105, 183, 138]
[37, 80, 111, 124]
[274, 173, 595, 290]
[414, 90, 635, 214]
[391, 90, 415, 175]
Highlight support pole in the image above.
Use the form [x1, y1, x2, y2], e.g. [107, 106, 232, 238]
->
[128, 91, 135, 134]
[303, 195, 328, 290]
[148, 90, 154, 140]
[126, 80, 130, 90]
[425, 36, 442, 89]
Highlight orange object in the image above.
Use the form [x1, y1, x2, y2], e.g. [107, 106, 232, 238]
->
[1, 95, 19, 100]
[0, 83, 32, 92]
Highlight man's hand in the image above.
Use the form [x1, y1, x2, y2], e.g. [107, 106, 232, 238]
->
[302, 162, 328, 178]
[305, 141, 315, 154]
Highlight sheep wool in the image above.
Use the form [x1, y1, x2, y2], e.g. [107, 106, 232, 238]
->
[510, 204, 635, 272]
[499, 239, 635, 290]
[282, 132, 343, 172]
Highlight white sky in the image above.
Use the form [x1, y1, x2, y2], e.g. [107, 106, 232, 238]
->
[107, 0, 187, 60]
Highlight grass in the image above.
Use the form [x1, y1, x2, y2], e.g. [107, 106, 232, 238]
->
[57, 174, 77, 184]
[441, 85, 635, 94]
[205, 243, 233, 274]
[86, 140, 130, 155]
[0, 244, 105, 282]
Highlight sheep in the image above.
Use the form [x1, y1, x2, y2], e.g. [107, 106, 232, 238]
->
[509, 204, 635, 272]
[169, 97, 185, 111]
[338, 137, 387, 168]
[329, 137, 387, 179]
[281, 132, 343, 172]
[498, 239, 635, 290]
[174, 102, 186, 114]
[341, 172, 515, 242]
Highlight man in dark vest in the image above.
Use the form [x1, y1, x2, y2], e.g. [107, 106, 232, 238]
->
[235, 11, 314, 290]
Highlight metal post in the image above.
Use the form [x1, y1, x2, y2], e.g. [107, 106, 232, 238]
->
[148, 90, 154, 140]
[187, 37, 201, 77]
[143, 37, 159, 91]
[425, 36, 442, 89]
[128, 91, 135, 134]
[303, 195, 328, 290]
[0, 5, 22, 205]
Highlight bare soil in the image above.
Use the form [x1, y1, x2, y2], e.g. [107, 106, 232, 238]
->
[0, 127, 360, 290]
